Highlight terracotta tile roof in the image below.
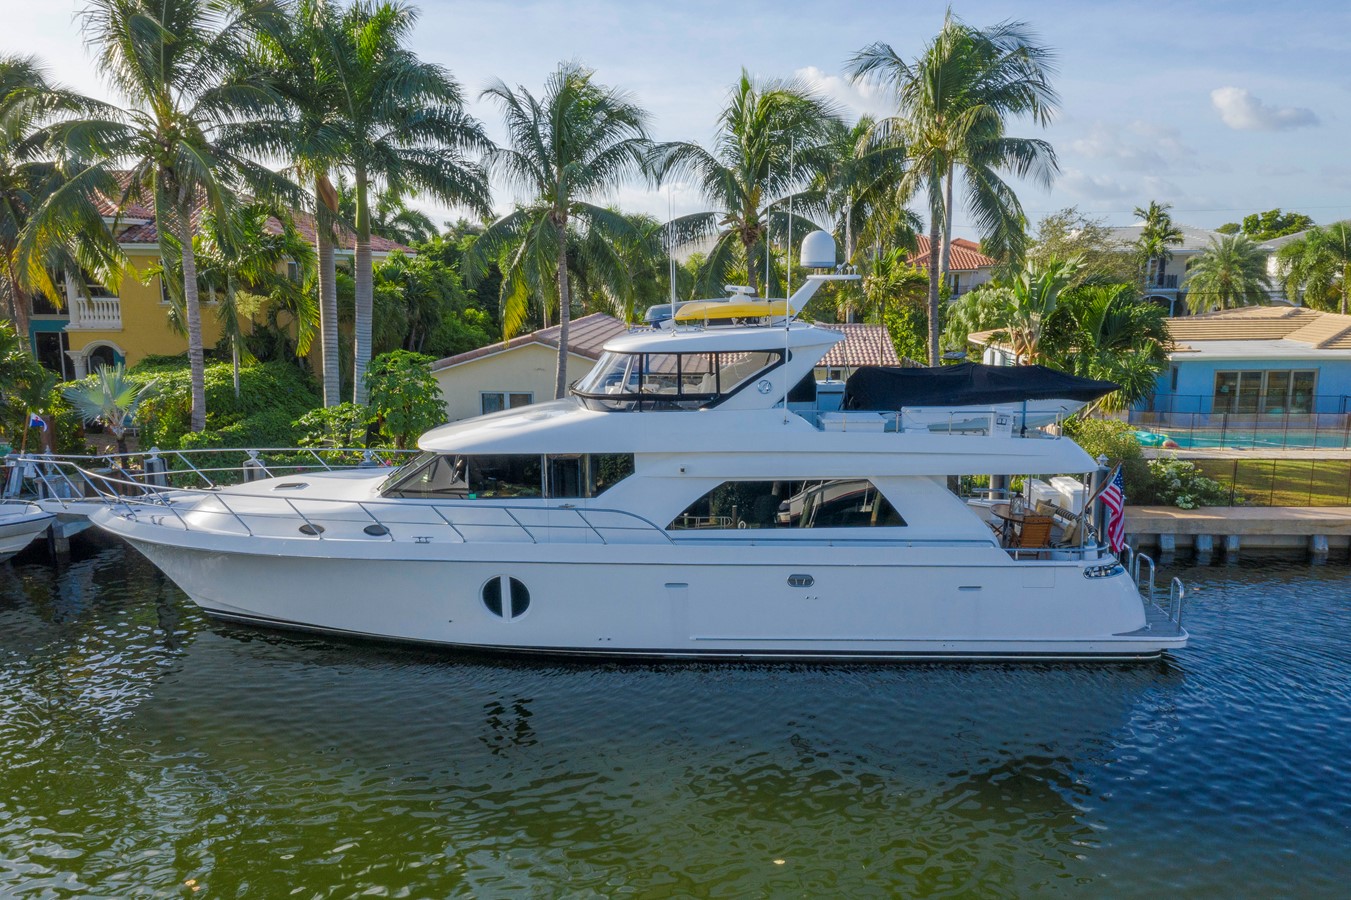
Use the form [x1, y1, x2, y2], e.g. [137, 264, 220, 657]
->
[432, 316, 919, 372]
[431, 313, 631, 371]
[97, 171, 410, 253]
[817, 323, 916, 367]
[909, 237, 998, 272]
[1164, 306, 1319, 343]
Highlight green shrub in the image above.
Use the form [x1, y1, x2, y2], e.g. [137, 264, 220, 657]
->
[1142, 456, 1233, 508]
[294, 402, 380, 449]
[131, 358, 320, 450]
[365, 351, 445, 449]
[1063, 417, 1150, 499]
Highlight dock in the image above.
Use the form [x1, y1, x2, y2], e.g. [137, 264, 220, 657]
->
[1126, 506, 1351, 563]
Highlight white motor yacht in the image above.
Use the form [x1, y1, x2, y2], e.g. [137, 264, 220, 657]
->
[88, 234, 1186, 661]
[0, 501, 54, 563]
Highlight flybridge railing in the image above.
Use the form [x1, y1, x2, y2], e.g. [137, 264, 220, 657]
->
[815, 408, 1062, 438]
[4, 458, 676, 547]
[3, 446, 419, 501]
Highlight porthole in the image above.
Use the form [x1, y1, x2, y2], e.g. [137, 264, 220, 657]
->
[363, 523, 390, 536]
[298, 523, 325, 536]
[482, 576, 530, 620]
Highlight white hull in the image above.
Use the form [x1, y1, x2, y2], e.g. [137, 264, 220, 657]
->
[0, 505, 54, 562]
[101, 514, 1184, 661]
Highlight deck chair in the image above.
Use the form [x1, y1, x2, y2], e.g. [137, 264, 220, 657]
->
[1014, 515, 1054, 549]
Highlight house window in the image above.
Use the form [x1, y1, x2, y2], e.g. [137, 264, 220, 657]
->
[481, 391, 533, 415]
[1213, 370, 1317, 414]
[287, 261, 301, 282]
[668, 479, 905, 530]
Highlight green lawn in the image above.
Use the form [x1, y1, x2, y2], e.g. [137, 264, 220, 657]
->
[1191, 458, 1351, 507]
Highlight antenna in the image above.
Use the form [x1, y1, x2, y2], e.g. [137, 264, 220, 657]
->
[667, 186, 676, 328]
[782, 137, 794, 424]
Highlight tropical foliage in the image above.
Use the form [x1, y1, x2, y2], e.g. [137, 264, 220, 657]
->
[1132, 200, 1183, 291]
[61, 361, 157, 454]
[364, 350, 443, 449]
[1276, 222, 1351, 314]
[1184, 234, 1273, 313]
[655, 71, 841, 299]
[848, 11, 1059, 363]
[468, 62, 652, 398]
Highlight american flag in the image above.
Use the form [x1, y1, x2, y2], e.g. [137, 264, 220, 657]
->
[1100, 466, 1126, 553]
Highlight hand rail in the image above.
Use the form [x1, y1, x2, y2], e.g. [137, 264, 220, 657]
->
[19, 458, 676, 547]
[1131, 551, 1157, 602]
[1169, 576, 1186, 627]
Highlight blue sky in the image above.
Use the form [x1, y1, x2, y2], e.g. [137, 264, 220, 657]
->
[7, 0, 1350, 239]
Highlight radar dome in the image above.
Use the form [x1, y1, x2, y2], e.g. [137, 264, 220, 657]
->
[799, 230, 836, 269]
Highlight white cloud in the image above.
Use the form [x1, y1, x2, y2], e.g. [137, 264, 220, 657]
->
[1210, 87, 1319, 131]
[1059, 169, 1136, 201]
[793, 65, 894, 121]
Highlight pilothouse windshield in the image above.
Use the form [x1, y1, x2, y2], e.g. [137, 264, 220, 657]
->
[573, 350, 783, 410]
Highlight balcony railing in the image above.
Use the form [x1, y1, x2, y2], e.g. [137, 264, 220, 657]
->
[67, 295, 122, 330]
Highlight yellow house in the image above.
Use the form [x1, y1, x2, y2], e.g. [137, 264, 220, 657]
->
[26, 184, 408, 379]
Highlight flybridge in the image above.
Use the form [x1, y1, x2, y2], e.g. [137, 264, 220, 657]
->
[645, 229, 860, 329]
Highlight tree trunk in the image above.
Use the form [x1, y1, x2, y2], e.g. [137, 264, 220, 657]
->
[4, 257, 31, 344]
[927, 214, 941, 366]
[554, 230, 571, 400]
[316, 176, 340, 407]
[745, 233, 760, 297]
[228, 274, 241, 398]
[177, 199, 207, 432]
[939, 166, 954, 294]
[352, 166, 373, 405]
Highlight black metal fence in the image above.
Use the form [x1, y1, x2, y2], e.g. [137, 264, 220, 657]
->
[1129, 407, 1351, 450]
[1184, 457, 1351, 507]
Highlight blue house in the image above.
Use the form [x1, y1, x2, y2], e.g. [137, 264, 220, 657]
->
[1144, 306, 1351, 417]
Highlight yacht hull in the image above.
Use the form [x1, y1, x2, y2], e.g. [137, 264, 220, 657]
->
[101, 517, 1185, 661]
[0, 507, 54, 563]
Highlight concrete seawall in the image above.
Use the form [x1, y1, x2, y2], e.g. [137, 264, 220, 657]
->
[1126, 506, 1351, 562]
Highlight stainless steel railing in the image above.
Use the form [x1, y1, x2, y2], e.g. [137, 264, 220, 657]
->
[11, 458, 675, 547]
[1121, 543, 1186, 629]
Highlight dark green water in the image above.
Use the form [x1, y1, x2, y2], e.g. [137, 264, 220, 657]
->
[1, 538, 1348, 898]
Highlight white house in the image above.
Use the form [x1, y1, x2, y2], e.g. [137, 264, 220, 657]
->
[909, 236, 998, 299]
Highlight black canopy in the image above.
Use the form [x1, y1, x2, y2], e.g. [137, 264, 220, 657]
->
[843, 363, 1118, 410]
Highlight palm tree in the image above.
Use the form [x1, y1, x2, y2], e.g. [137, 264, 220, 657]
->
[849, 12, 1060, 364]
[468, 63, 652, 399]
[335, 175, 436, 245]
[62, 361, 157, 455]
[653, 71, 841, 299]
[1184, 234, 1272, 313]
[0, 55, 122, 339]
[73, 0, 297, 432]
[1056, 282, 1169, 411]
[1277, 222, 1351, 314]
[251, 0, 347, 408]
[325, 0, 490, 404]
[988, 256, 1080, 364]
[816, 116, 921, 322]
[1132, 200, 1184, 292]
[194, 203, 317, 396]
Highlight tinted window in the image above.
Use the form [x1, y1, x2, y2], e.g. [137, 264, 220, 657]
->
[469, 455, 542, 498]
[669, 480, 905, 530]
[380, 453, 469, 498]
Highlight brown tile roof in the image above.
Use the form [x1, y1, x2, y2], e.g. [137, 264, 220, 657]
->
[817, 323, 913, 367]
[909, 237, 998, 272]
[431, 313, 631, 371]
[1165, 306, 1319, 343]
[97, 171, 411, 253]
[432, 316, 918, 372]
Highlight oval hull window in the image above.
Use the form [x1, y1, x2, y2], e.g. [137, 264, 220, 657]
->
[482, 576, 530, 620]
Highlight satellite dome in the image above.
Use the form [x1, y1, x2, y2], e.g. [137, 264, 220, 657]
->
[800, 230, 837, 269]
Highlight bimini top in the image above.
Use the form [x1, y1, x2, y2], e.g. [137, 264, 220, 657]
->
[843, 363, 1119, 410]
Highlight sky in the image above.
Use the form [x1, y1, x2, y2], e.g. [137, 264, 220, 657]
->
[5, 0, 1350, 241]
